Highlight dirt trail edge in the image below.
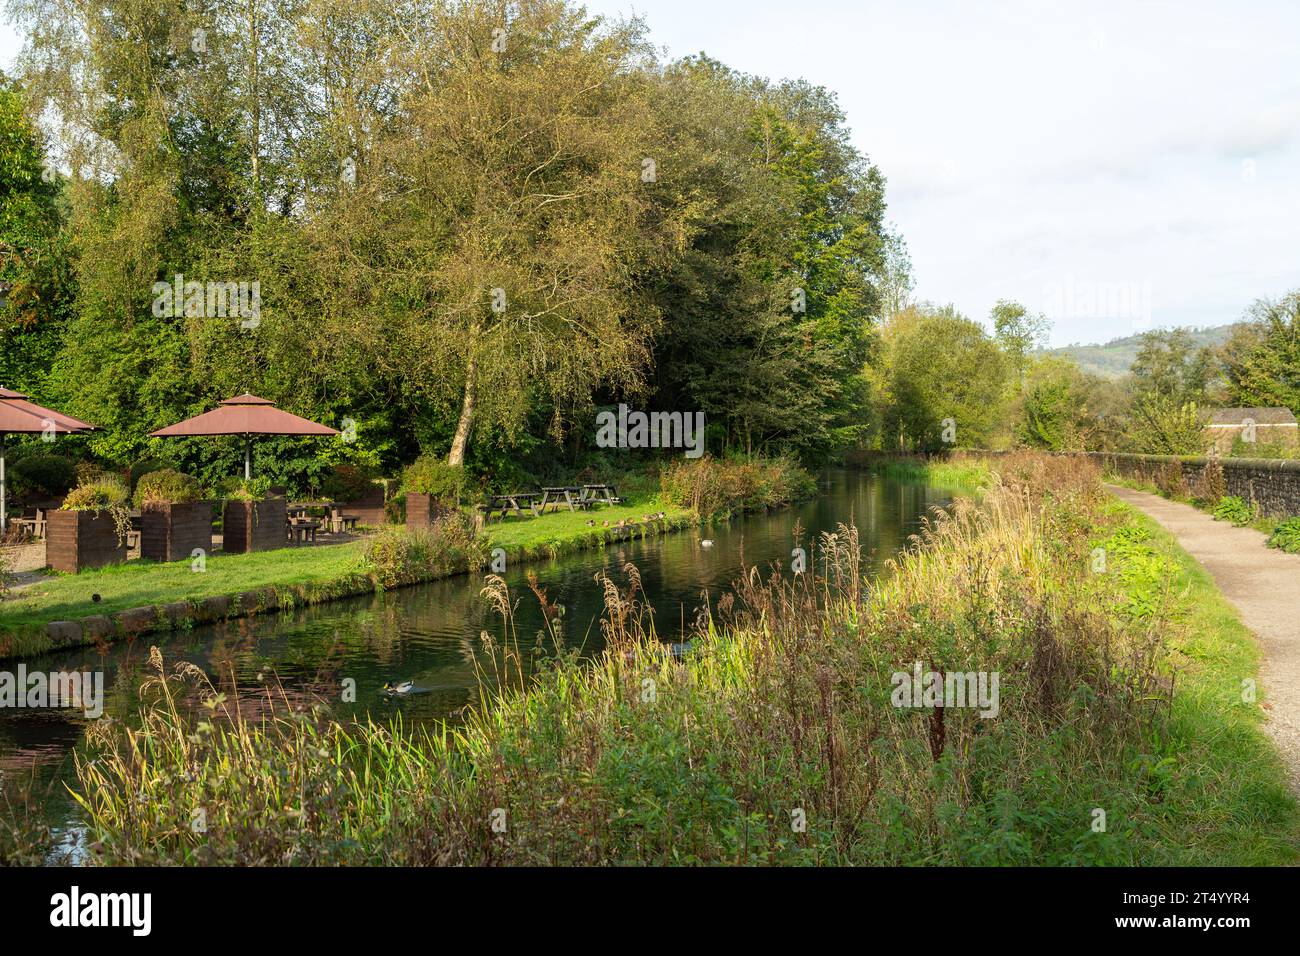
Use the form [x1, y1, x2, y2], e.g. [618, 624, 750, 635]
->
[1108, 484, 1300, 795]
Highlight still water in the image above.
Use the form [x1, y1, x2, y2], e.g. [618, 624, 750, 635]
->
[0, 470, 955, 826]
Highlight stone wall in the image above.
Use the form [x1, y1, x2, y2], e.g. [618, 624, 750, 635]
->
[1089, 452, 1300, 518]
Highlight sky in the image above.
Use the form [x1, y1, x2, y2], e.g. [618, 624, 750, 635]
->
[4, 0, 1298, 347]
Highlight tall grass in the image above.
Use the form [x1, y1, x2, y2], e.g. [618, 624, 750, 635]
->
[659, 455, 815, 519]
[29, 452, 1299, 866]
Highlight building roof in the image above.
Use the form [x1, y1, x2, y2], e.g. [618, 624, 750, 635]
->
[1205, 407, 1298, 427]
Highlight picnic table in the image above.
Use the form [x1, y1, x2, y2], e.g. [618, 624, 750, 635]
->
[540, 486, 591, 513]
[481, 492, 542, 522]
[581, 484, 624, 506]
[9, 508, 47, 541]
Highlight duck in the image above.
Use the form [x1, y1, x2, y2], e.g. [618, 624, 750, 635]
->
[701, 539, 714, 548]
[382, 681, 415, 696]
[586, 519, 596, 527]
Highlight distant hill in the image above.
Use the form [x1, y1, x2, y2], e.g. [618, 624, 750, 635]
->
[1040, 325, 1236, 379]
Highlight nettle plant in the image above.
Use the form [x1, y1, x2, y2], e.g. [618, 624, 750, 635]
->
[133, 469, 206, 508]
[61, 476, 133, 544]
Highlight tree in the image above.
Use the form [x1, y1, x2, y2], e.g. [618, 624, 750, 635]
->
[1219, 290, 1300, 416]
[1017, 356, 1112, 451]
[991, 298, 1049, 382]
[876, 228, 914, 322]
[643, 59, 887, 461]
[0, 72, 74, 393]
[880, 304, 1010, 452]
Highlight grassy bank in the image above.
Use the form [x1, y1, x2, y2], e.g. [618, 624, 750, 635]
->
[486, 501, 694, 562]
[0, 456, 802, 653]
[0, 500, 690, 654]
[23, 452, 1296, 865]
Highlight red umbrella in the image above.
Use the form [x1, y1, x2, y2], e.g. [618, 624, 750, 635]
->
[150, 394, 340, 481]
[0, 387, 98, 534]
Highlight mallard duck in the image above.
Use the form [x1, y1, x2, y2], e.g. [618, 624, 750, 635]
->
[382, 681, 415, 696]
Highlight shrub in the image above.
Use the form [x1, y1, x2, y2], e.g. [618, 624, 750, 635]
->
[61, 477, 129, 512]
[1266, 517, 1300, 554]
[226, 476, 273, 502]
[8, 453, 76, 500]
[402, 455, 464, 501]
[358, 513, 485, 589]
[61, 477, 132, 544]
[133, 469, 206, 508]
[1211, 495, 1254, 526]
[321, 465, 377, 502]
[660, 455, 814, 519]
[127, 458, 174, 494]
[0, 548, 11, 599]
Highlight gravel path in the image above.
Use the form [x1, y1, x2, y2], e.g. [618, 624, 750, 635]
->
[1109, 484, 1300, 795]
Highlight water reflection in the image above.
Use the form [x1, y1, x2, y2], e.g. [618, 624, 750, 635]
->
[0, 470, 954, 824]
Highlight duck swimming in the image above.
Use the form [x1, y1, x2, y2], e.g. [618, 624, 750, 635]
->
[382, 681, 415, 696]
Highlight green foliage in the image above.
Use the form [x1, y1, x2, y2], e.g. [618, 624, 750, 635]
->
[1127, 397, 1206, 455]
[133, 469, 205, 507]
[878, 305, 1011, 452]
[401, 456, 464, 500]
[7, 451, 76, 500]
[1211, 495, 1254, 527]
[320, 465, 378, 503]
[61, 477, 128, 512]
[659, 455, 814, 518]
[226, 476, 273, 502]
[358, 516, 485, 590]
[1219, 291, 1300, 416]
[1265, 517, 1300, 554]
[1017, 357, 1099, 451]
[991, 299, 1049, 380]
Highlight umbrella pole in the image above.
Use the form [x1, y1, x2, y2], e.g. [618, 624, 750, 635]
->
[244, 436, 251, 481]
[0, 434, 6, 535]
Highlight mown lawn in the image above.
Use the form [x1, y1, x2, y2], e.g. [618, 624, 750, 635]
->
[0, 541, 369, 633]
[487, 497, 693, 560]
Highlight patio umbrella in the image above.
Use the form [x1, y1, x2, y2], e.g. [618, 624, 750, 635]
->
[150, 394, 339, 481]
[0, 387, 98, 534]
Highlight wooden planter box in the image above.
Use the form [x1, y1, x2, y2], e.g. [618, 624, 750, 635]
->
[141, 500, 214, 563]
[406, 492, 453, 531]
[45, 510, 128, 573]
[222, 497, 287, 554]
